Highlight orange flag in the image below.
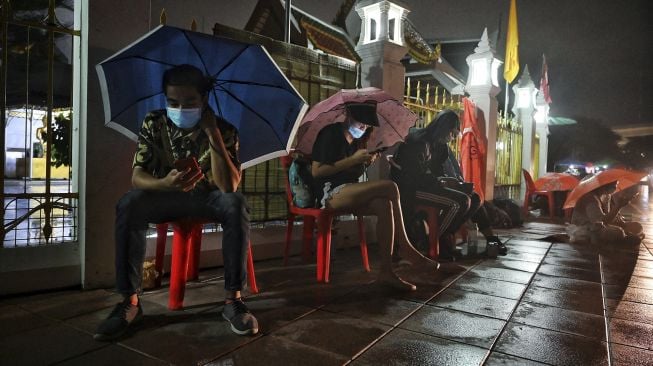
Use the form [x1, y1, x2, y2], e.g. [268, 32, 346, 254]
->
[460, 98, 487, 202]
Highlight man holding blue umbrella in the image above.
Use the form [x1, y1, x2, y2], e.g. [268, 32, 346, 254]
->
[94, 65, 258, 341]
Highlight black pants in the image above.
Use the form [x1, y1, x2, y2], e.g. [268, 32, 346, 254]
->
[414, 188, 491, 237]
[114, 189, 250, 296]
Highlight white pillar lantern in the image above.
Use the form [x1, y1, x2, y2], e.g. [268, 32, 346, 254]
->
[534, 91, 550, 178]
[357, 0, 406, 46]
[355, 0, 409, 181]
[464, 28, 502, 200]
[512, 65, 537, 199]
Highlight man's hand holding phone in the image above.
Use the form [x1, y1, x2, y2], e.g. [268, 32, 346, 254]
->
[169, 157, 204, 191]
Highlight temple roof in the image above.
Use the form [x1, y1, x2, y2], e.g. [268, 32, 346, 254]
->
[245, 0, 359, 61]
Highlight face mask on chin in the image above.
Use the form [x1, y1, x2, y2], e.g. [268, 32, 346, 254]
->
[166, 107, 202, 129]
[348, 125, 366, 139]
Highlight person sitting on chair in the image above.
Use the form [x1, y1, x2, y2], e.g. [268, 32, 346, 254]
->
[95, 64, 258, 341]
[391, 110, 507, 260]
[311, 102, 439, 291]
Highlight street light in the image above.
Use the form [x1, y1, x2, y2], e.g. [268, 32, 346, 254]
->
[466, 29, 502, 89]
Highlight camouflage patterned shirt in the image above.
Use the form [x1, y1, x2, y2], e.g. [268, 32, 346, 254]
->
[132, 109, 240, 191]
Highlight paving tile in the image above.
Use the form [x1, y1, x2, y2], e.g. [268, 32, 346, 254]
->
[603, 271, 653, 285]
[484, 352, 549, 365]
[536, 263, 601, 283]
[499, 249, 546, 263]
[477, 258, 540, 273]
[451, 275, 527, 300]
[542, 256, 600, 271]
[0, 323, 104, 366]
[604, 284, 653, 305]
[504, 245, 549, 255]
[351, 328, 487, 366]
[321, 286, 421, 326]
[495, 322, 608, 365]
[210, 335, 347, 366]
[240, 297, 316, 334]
[399, 306, 505, 348]
[143, 281, 224, 310]
[270, 310, 390, 359]
[505, 239, 552, 249]
[0, 304, 53, 338]
[609, 318, 653, 350]
[611, 343, 653, 366]
[55, 344, 166, 366]
[67, 294, 190, 332]
[549, 242, 597, 253]
[530, 274, 602, 294]
[605, 299, 653, 325]
[512, 302, 605, 340]
[466, 266, 534, 284]
[612, 275, 653, 290]
[119, 311, 254, 365]
[18, 289, 123, 320]
[522, 285, 604, 316]
[547, 246, 599, 259]
[428, 288, 518, 320]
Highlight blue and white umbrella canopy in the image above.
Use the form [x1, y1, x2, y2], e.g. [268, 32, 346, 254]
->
[96, 25, 307, 168]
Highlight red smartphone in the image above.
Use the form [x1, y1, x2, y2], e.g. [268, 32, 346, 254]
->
[173, 157, 201, 177]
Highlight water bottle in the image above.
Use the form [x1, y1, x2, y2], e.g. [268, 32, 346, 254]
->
[467, 223, 479, 257]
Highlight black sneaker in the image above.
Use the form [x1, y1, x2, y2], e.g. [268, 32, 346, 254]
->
[94, 298, 143, 341]
[222, 298, 259, 336]
[487, 236, 508, 255]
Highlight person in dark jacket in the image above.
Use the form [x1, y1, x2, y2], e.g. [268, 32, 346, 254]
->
[391, 110, 507, 259]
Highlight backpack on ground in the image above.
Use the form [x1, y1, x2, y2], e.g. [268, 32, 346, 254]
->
[492, 198, 524, 227]
[288, 157, 316, 208]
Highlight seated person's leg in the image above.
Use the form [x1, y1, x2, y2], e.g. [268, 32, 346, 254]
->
[206, 191, 258, 336]
[594, 224, 626, 244]
[325, 180, 419, 291]
[97, 189, 203, 341]
[471, 202, 508, 255]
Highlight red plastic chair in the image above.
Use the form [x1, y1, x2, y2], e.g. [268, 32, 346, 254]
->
[280, 155, 370, 283]
[155, 220, 258, 310]
[414, 204, 440, 259]
[522, 169, 555, 219]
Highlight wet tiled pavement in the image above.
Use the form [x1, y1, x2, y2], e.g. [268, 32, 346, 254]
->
[2, 189, 652, 365]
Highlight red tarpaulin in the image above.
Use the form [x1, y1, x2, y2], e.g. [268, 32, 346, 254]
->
[460, 98, 487, 202]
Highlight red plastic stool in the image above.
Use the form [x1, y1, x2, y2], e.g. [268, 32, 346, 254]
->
[415, 205, 440, 259]
[280, 155, 370, 283]
[155, 221, 259, 310]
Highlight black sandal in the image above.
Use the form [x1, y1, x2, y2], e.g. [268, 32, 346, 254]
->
[487, 236, 508, 255]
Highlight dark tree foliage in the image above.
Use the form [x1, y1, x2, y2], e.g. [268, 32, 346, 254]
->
[621, 135, 653, 170]
[39, 112, 71, 168]
[548, 117, 625, 168]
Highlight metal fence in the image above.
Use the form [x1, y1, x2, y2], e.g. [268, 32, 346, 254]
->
[2, 1, 80, 247]
[494, 114, 523, 199]
[403, 77, 463, 158]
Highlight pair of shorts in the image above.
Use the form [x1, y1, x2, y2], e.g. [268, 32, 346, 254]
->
[320, 182, 350, 209]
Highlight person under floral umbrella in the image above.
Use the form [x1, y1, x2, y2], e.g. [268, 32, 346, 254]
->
[310, 102, 438, 291]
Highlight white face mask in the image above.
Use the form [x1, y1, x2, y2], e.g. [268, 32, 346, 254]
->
[166, 107, 202, 129]
[348, 125, 366, 139]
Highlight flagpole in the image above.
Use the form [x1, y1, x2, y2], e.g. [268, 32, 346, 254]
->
[504, 80, 509, 118]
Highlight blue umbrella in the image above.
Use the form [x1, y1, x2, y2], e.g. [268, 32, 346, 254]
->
[96, 25, 307, 168]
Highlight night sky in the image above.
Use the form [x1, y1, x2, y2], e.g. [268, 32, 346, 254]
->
[289, 0, 652, 128]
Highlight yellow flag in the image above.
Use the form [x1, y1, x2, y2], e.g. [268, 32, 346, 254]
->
[504, 0, 519, 83]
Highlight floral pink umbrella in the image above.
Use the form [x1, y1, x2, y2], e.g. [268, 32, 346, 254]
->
[295, 87, 418, 155]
